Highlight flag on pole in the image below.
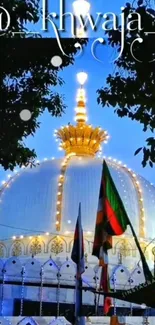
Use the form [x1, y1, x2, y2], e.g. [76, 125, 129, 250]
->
[92, 160, 152, 282]
[100, 264, 112, 315]
[71, 203, 85, 277]
[71, 203, 85, 325]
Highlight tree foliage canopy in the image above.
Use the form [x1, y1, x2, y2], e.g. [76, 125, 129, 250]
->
[97, 0, 155, 167]
[0, 0, 86, 170]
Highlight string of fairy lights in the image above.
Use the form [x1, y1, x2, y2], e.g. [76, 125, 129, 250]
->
[0, 156, 154, 247]
[55, 152, 76, 232]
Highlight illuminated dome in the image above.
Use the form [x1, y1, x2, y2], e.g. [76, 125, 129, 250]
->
[0, 72, 155, 317]
[0, 72, 155, 244]
[0, 156, 155, 241]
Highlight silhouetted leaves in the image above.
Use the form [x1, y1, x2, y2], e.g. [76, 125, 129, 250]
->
[98, 1, 155, 166]
[135, 148, 142, 155]
[0, 1, 87, 170]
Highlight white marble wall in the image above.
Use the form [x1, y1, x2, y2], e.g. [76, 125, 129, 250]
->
[0, 316, 153, 325]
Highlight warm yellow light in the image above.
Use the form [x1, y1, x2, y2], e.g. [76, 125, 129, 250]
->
[20, 235, 24, 239]
[58, 183, 62, 186]
[56, 221, 59, 225]
[29, 236, 32, 239]
[87, 231, 92, 235]
[46, 232, 49, 236]
[76, 27, 87, 38]
[65, 231, 70, 235]
[77, 72, 88, 86]
[73, 0, 90, 16]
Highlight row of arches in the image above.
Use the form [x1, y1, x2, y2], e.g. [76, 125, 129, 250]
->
[0, 256, 145, 288]
[0, 317, 71, 325]
[0, 237, 92, 258]
[0, 236, 153, 260]
[0, 316, 152, 325]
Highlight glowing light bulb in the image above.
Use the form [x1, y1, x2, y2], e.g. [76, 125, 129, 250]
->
[77, 72, 88, 85]
[29, 236, 32, 239]
[73, 0, 90, 16]
[20, 235, 24, 239]
[12, 236, 16, 240]
[46, 232, 49, 236]
[56, 221, 59, 225]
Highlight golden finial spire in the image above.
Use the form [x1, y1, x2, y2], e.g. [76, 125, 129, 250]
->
[75, 72, 88, 125]
[56, 72, 109, 157]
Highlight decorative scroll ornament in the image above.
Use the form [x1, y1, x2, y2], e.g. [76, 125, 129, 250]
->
[50, 237, 63, 255]
[119, 240, 131, 258]
[12, 241, 22, 257]
[30, 237, 42, 255]
[0, 244, 4, 258]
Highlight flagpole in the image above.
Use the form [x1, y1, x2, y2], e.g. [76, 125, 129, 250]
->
[113, 273, 116, 316]
[71, 203, 85, 325]
[128, 221, 153, 282]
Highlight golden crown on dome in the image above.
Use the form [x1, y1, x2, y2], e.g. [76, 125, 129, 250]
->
[56, 72, 109, 156]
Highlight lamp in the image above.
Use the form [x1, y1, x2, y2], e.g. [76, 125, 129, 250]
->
[73, 0, 90, 16]
[77, 72, 88, 85]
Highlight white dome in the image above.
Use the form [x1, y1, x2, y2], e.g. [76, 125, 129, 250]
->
[0, 156, 155, 241]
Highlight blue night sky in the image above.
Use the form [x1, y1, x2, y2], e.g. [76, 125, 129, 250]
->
[0, 0, 154, 184]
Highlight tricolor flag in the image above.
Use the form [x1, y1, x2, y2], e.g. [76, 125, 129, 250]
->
[93, 160, 152, 283]
[71, 203, 85, 324]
